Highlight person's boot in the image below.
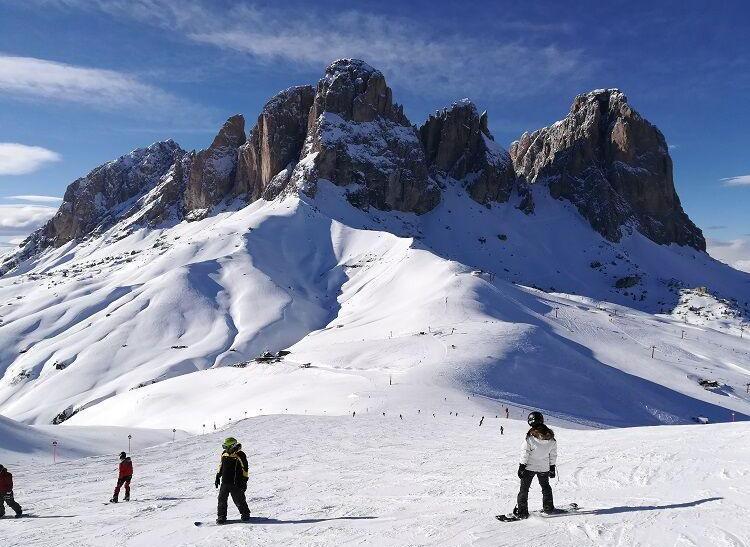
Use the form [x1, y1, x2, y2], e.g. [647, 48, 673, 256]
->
[216, 517, 227, 525]
[14, 511, 23, 518]
[124, 494, 130, 502]
[110, 496, 118, 503]
[512, 506, 529, 519]
[241, 513, 251, 522]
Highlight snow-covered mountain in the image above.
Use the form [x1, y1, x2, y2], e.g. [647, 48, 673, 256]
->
[1, 59, 748, 433]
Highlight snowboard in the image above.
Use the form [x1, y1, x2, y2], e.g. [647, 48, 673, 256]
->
[495, 503, 579, 522]
[194, 519, 252, 527]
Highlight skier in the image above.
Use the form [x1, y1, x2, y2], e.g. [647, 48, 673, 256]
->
[110, 452, 133, 503]
[215, 437, 250, 524]
[513, 411, 557, 519]
[0, 465, 23, 518]
[505, 407, 509, 419]
[500, 425, 504, 435]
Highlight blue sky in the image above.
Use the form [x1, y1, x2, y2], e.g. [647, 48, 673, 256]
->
[0, 0, 748, 266]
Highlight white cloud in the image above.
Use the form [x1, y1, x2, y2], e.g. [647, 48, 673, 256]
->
[5, 195, 64, 203]
[41, 1, 586, 99]
[707, 238, 750, 273]
[0, 143, 61, 175]
[0, 54, 212, 119]
[0, 204, 57, 236]
[720, 175, 750, 187]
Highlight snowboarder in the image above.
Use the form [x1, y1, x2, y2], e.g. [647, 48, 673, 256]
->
[479, 416, 485, 426]
[0, 465, 23, 518]
[215, 437, 250, 525]
[512, 411, 557, 519]
[500, 425, 504, 435]
[110, 452, 133, 503]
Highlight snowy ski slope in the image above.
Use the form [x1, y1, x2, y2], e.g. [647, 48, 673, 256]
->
[2, 414, 748, 547]
[1, 182, 748, 430]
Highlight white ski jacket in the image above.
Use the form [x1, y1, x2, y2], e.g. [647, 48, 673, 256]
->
[520, 431, 557, 473]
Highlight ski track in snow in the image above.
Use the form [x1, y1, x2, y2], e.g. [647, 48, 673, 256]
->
[2, 416, 748, 547]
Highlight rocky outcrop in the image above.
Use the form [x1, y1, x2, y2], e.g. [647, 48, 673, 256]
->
[142, 153, 193, 225]
[510, 89, 705, 250]
[37, 140, 182, 247]
[419, 99, 515, 204]
[183, 114, 246, 218]
[235, 86, 315, 202]
[293, 59, 440, 214]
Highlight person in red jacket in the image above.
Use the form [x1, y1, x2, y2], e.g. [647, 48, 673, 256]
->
[110, 452, 133, 503]
[0, 464, 23, 518]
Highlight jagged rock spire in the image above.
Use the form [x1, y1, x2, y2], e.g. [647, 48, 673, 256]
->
[510, 89, 705, 250]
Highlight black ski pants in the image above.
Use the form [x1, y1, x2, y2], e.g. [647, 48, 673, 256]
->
[0, 492, 22, 516]
[217, 482, 249, 520]
[517, 470, 553, 514]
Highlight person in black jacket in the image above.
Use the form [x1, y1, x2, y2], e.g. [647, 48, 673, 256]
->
[215, 437, 250, 524]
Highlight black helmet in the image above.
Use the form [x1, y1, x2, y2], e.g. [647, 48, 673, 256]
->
[119, 452, 127, 460]
[527, 411, 544, 426]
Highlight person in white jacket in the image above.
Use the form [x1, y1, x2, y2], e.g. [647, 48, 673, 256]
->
[514, 411, 557, 518]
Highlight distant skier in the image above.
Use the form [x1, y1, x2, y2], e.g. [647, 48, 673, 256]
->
[110, 452, 133, 503]
[500, 425, 504, 436]
[479, 416, 484, 426]
[512, 412, 557, 519]
[215, 437, 250, 525]
[0, 465, 23, 518]
[505, 407, 509, 419]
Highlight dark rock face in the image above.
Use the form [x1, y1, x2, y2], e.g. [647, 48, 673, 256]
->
[510, 89, 705, 250]
[235, 86, 315, 202]
[419, 100, 515, 204]
[294, 59, 440, 214]
[39, 140, 182, 247]
[308, 59, 409, 125]
[142, 153, 193, 225]
[183, 114, 246, 218]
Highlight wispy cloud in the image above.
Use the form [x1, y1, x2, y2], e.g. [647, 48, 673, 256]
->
[707, 237, 750, 273]
[4, 195, 63, 203]
[0, 53, 213, 121]
[0, 204, 56, 236]
[0, 143, 61, 175]
[39, 0, 587, 99]
[720, 175, 750, 187]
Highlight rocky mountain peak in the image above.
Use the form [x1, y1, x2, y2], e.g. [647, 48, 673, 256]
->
[294, 59, 439, 213]
[309, 58, 408, 125]
[235, 85, 315, 202]
[183, 114, 246, 217]
[510, 89, 705, 250]
[419, 99, 515, 205]
[44, 139, 182, 247]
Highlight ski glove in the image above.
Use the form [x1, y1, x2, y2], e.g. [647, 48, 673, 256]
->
[549, 465, 556, 478]
[215, 476, 220, 489]
[517, 464, 526, 479]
